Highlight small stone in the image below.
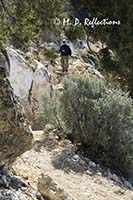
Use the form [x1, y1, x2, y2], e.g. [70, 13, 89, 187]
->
[97, 172, 102, 176]
[79, 160, 85, 166]
[22, 175, 29, 180]
[63, 139, 72, 146]
[114, 189, 125, 195]
[65, 144, 76, 155]
[44, 124, 55, 133]
[86, 170, 94, 176]
[84, 157, 90, 163]
[89, 161, 96, 168]
[31, 190, 38, 198]
[10, 176, 27, 189]
[124, 181, 132, 189]
[94, 178, 103, 185]
[108, 172, 120, 183]
[72, 155, 80, 162]
[48, 132, 59, 140]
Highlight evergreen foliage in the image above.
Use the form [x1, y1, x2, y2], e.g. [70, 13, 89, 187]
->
[70, 0, 133, 97]
[0, 0, 67, 48]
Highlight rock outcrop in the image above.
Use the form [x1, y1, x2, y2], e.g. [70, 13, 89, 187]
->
[0, 52, 33, 170]
[32, 61, 52, 102]
[6, 47, 51, 104]
[7, 48, 33, 101]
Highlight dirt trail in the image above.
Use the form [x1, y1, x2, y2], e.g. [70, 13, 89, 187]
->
[13, 131, 133, 200]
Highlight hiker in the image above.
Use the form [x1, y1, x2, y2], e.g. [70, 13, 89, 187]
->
[60, 40, 72, 72]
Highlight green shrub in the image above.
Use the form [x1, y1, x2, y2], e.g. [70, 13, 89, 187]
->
[60, 75, 107, 144]
[36, 91, 63, 131]
[60, 75, 133, 179]
[44, 49, 58, 60]
[98, 89, 133, 178]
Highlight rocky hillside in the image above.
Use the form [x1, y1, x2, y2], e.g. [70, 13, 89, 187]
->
[0, 1, 132, 199]
[0, 129, 132, 200]
[0, 40, 132, 200]
[13, 130, 133, 200]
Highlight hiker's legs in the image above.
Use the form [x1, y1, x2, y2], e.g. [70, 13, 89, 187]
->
[61, 56, 65, 72]
[61, 56, 69, 72]
[65, 56, 69, 72]
[63, 56, 69, 72]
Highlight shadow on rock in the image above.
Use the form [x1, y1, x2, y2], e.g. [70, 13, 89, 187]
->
[0, 172, 26, 190]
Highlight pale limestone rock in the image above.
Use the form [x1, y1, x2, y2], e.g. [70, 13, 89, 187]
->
[0, 52, 33, 169]
[6, 48, 51, 104]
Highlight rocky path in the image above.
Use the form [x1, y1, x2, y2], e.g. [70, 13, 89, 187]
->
[13, 131, 133, 200]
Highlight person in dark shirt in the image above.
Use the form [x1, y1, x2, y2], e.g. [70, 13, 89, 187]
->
[60, 40, 72, 72]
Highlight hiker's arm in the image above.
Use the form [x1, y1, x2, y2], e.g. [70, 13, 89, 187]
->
[59, 46, 62, 53]
[69, 48, 72, 56]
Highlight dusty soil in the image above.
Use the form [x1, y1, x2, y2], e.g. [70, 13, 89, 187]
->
[13, 131, 133, 200]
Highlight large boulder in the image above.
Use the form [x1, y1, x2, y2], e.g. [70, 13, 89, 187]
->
[6, 48, 51, 104]
[6, 48, 34, 101]
[38, 174, 76, 200]
[0, 52, 33, 170]
[39, 30, 58, 43]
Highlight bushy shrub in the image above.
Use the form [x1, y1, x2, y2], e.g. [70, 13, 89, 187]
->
[36, 91, 63, 131]
[98, 89, 133, 178]
[44, 49, 58, 60]
[60, 75, 133, 179]
[60, 75, 107, 144]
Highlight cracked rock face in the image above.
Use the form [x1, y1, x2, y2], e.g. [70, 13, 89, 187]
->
[0, 52, 33, 170]
[6, 47, 51, 103]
